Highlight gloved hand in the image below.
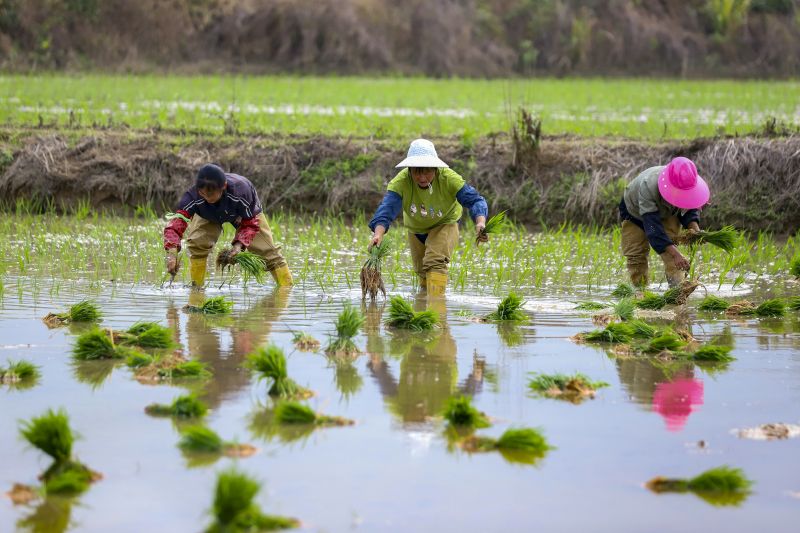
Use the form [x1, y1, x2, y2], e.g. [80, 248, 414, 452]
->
[166, 250, 180, 275]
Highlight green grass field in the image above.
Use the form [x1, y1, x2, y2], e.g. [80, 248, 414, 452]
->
[1, 75, 797, 139]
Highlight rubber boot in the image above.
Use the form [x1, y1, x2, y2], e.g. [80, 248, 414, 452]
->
[418, 275, 427, 293]
[627, 262, 649, 289]
[270, 265, 294, 287]
[426, 271, 447, 298]
[659, 252, 686, 288]
[188, 290, 206, 308]
[189, 256, 207, 287]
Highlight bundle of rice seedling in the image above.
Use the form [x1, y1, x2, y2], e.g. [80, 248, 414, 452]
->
[583, 322, 635, 344]
[44, 467, 95, 495]
[663, 281, 700, 306]
[461, 428, 553, 465]
[72, 329, 124, 360]
[573, 301, 609, 311]
[442, 396, 490, 428]
[216, 249, 268, 286]
[485, 292, 527, 321]
[791, 256, 800, 278]
[698, 295, 731, 311]
[687, 344, 735, 363]
[635, 292, 667, 310]
[729, 298, 786, 318]
[292, 331, 320, 351]
[42, 300, 102, 328]
[613, 298, 636, 321]
[184, 296, 233, 315]
[325, 305, 365, 357]
[360, 241, 389, 301]
[528, 373, 609, 402]
[385, 296, 438, 331]
[476, 210, 507, 244]
[725, 300, 756, 316]
[206, 467, 299, 533]
[146, 394, 208, 418]
[119, 322, 175, 349]
[0, 360, 40, 385]
[125, 351, 156, 368]
[644, 329, 685, 353]
[611, 282, 636, 299]
[157, 359, 211, 380]
[178, 425, 225, 454]
[274, 401, 354, 427]
[646, 466, 753, 507]
[246, 344, 312, 399]
[628, 319, 658, 339]
[787, 296, 800, 311]
[674, 226, 739, 253]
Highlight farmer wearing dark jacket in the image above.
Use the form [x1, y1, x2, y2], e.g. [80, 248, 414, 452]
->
[620, 157, 710, 287]
[368, 139, 488, 297]
[164, 164, 292, 287]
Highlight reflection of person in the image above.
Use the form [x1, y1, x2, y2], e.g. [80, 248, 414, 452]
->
[169, 288, 290, 409]
[619, 157, 710, 287]
[163, 164, 293, 287]
[368, 139, 488, 296]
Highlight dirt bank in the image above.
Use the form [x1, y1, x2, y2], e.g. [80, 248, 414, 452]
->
[1, 128, 798, 234]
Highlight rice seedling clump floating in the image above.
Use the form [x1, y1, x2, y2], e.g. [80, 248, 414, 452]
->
[146, 394, 209, 418]
[698, 295, 730, 311]
[791, 256, 800, 278]
[42, 300, 102, 328]
[273, 401, 354, 427]
[18, 408, 101, 496]
[292, 331, 320, 351]
[573, 301, 609, 311]
[611, 282, 636, 299]
[476, 210, 507, 244]
[635, 292, 667, 310]
[613, 298, 636, 321]
[528, 373, 609, 402]
[184, 296, 234, 315]
[385, 296, 438, 331]
[485, 292, 527, 321]
[205, 467, 299, 533]
[726, 298, 786, 318]
[643, 329, 685, 353]
[360, 241, 389, 301]
[216, 249, 268, 285]
[674, 226, 739, 253]
[117, 322, 175, 349]
[461, 428, 553, 465]
[178, 426, 257, 462]
[0, 360, 40, 386]
[786, 296, 800, 311]
[130, 353, 211, 382]
[646, 466, 753, 507]
[686, 344, 735, 363]
[325, 305, 364, 357]
[246, 344, 312, 400]
[442, 396, 490, 429]
[579, 322, 635, 344]
[73, 328, 141, 360]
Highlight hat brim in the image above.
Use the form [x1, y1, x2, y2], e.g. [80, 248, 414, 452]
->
[395, 155, 449, 169]
[658, 169, 710, 210]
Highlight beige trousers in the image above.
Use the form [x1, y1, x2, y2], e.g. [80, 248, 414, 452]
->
[186, 213, 287, 271]
[621, 216, 684, 287]
[407, 223, 460, 281]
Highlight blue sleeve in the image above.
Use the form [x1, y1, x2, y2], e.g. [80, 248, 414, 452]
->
[679, 209, 700, 228]
[368, 191, 402, 232]
[455, 184, 488, 221]
[642, 212, 673, 254]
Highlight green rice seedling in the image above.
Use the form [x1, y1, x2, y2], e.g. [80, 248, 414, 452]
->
[125, 351, 156, 368]
[663, 281, 700, 305]
[613, 298, 636, 321]
[232, 251, 268, 284]
[646, 466, 753, 507]
[206, 467, 299, 533]
[72, 328, 123, 360]
[462, 427, 553, 465]
[688, 344, 735, 363]
[611, 282, 636, 299]
[184, 296, 234, 315]
[385, 296, 438, 331]
[628, 319, 658, 339]
[292, 331, 320, 351]
[583, 322, 634, 344]
[157, 359, 211, 380]
[146, 394, 208, 418]
[749, 299, 786, 318]
[274, 401, 354, 427]
[675, 226, 739, 253]
[644, 329, 685, 353]
[325, 305, 364, 356]
[360, 240, 389, 300]
[635, 292, 667, 310]
[573, 301, 609, 311]
[44, 467, 93, 495]
[485, 292, 527, 321]
[791, 256, 800, 278]
[178, 425, 225, 454]
[698, 295, 731, 311]
[119, 322, 174, 349]
[476, 210, 507, 244]
[42, 300, 102, 328]
[442, 396, 490, 429]
[246, 344, 312, 399]
[786, 296, 800, 311]
[1, 360, 41, 385]
[19, 409, 74, 463]
[528, 372, 609, 402]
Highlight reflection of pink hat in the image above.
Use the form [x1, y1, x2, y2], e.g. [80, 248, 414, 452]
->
[658, 157, 710, 209]
[652, 378, 704, 432]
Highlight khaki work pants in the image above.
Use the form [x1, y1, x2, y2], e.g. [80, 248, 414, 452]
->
[407, 223, 459, 283]
[621, 216, 684, 287]
[186, 213, 287, 271]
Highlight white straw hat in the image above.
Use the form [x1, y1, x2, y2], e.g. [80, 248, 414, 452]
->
[395, 139, 449, 168]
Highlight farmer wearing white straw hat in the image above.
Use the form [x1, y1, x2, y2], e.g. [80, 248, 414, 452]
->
[619, 156, 710, 287]
[368, 139, 488, 297]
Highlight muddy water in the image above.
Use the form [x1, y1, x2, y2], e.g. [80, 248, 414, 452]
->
[1, 277, 799, 532]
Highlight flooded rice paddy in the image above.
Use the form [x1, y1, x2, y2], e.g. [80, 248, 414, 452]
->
[1, 215, 800, 532]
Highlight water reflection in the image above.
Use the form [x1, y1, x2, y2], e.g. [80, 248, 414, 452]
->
[16, 496, 75, 533]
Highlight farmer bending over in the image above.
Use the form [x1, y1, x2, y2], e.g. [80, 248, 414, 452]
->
[368, 139, 488, 297]
[164, 164, 293, 287]
[619, 156, 709, 288]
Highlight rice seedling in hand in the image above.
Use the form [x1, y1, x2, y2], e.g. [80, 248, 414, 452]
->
[184, 296, 234, 315]
[273, 401, 354, 427]
[528, 373, 609, 402]
[385, 296, 438, 331]
[360, 240, 389, 301]
[118, 322, 175, 349]
[246, 344, 312, 400]
[611, 282, 636, 299]
[217, 249, 268, 286]
[206, 467, 299, 533]
[698, 295, 730, 311]
[476, 210, 507, 245]
[646, 466, 753, 507]
[644, 329, 685, 353]
[573, 301, 609, 311]
[485, 292, 527, 321]
[461, 427, 553, 465]
[42, 300, 102, 328]
[613, 298, 635, 321]
[442, 396, 490, 429]
[674, 226, 739, 253]
[72, 328, 125, 360]
[325, 305, 364, 357]
[292, 331, 320, 351]
[1, 360, 40, 386]
[146, 394, 208, 418]
[582, 322, 635, 344]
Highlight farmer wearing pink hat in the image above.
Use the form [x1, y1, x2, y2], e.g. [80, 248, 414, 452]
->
[619, 157, 710, 287]
[368, 139, 488, 297]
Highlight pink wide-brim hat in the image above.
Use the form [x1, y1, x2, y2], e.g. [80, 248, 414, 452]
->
[658, 157, 710, 210]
